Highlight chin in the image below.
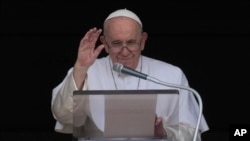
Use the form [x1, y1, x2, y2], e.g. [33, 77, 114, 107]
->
[123, 62, 136, 69]
[118, 61, 132, 67]
[116, 58, 137, 69]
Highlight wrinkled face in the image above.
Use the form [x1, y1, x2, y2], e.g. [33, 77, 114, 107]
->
[100, 17, 147, 69]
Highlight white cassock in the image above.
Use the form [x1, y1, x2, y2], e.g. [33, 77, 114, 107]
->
[51, 55, 209, 141]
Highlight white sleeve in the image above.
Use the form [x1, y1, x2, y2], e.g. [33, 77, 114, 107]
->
[164, 123, 201, 141]
[51, 68, 88, 133]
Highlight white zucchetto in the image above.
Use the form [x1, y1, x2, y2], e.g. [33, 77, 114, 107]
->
[105, 8, 142, 27]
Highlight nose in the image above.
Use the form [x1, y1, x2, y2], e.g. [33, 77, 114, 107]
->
[119, 46, 130, 56]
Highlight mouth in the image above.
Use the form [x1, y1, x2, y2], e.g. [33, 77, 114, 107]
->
[115, 55, 136, 68]
[117, 58, 131, 64]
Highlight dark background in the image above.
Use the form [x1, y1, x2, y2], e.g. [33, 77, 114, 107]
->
[1, 0, 250, 141]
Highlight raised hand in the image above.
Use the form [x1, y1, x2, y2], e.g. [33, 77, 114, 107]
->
[75, 27, 105, 69]
[73, 27, 105, 89]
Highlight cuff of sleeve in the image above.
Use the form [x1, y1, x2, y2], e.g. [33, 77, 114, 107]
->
[61, 72, 78, 112]
[63, 72, 88, 111]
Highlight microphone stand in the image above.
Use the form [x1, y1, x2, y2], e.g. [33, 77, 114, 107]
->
[113, 63, 202, 141]
[147, 76, 202, 141]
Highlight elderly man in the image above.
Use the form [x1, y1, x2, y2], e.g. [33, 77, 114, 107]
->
[51, 9, 209, 141]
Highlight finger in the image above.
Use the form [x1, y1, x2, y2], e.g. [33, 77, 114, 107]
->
[155, 117, 162, 125]
[79, 28, 98, 47]
[89, 28, 102, 43]
[80, 28, 95, 44]
[82, 27, 101, 43]
[94, 44, 105, 57]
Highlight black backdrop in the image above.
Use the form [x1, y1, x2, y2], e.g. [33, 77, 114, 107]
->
[1, 1, 250, 141]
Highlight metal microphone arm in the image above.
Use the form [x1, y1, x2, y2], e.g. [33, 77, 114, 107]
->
[113, 63, 202, 141]
[147, 76, 202, 141]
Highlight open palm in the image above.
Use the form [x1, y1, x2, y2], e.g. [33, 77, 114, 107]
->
[76, 27, 104, 69]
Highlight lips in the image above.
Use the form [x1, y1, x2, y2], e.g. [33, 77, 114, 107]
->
[118, 58, 131, 64]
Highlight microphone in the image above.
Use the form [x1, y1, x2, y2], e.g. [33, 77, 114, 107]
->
[113, 63, 148, 79]
[113, 63, 202, 141]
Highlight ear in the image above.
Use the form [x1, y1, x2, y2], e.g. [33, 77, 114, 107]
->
[100, 36, 109, 53]
[139, 32, 148, 51]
